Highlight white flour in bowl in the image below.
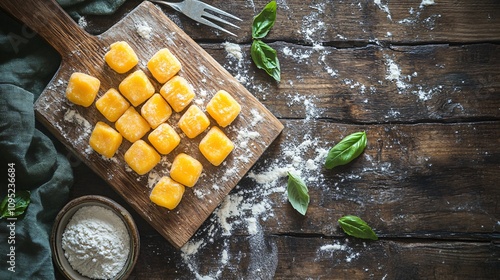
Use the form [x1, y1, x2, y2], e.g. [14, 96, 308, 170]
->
[61, 205, 130, 279]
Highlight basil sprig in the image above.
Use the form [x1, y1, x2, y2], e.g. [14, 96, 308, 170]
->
[338, 215, 378, 240]
[287, 172, 309, 215]
[252, 0, 277, 39]
[251, 1, 281, 81]
[251, 40, 281, 81]
[325, 131, 367, 169]
[0, 190, 31, 219]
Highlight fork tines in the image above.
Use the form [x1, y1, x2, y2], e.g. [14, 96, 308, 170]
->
[199, 1, 242, 36]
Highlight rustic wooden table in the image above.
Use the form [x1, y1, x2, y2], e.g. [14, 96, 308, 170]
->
[60, 0, 500, 279]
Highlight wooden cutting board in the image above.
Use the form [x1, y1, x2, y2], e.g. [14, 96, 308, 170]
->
[1, 0, 283, 248]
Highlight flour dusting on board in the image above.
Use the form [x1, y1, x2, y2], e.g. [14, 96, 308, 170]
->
[135, 22, 152, 39]
[63, 109, 92, 150]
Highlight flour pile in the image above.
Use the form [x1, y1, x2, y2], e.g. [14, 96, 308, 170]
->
[62, 205, 130, 279]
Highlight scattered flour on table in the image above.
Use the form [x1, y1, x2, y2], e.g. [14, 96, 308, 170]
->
[384, 55, 446, 102]
[318, 240, 363, 263]
[398, 3, 442, 28]
[301, 2, 327, 46]
[178, 104, 331, 279]
[374, 0, 392, 20]
[62, 206, 130, 279]
[420, 0, 436, 8]
[181, 1, 453, 277]
[221, 42, 253, 86]
[384, 56, 409, 93]
[77, 16, 87, 28]
[222, 42, 243, 62]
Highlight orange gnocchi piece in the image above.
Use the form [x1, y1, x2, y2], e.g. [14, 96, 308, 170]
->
[118, 70, 155, 107]
[206, 90, 241, 127]
[104, 41, 138, 74]
[178, 105, 210, 139]
[95, 88, 130, 122]
[115, 107, 150, 142]
[170, 153, 203, 187]
[147, 48, 182, 84]
[159, 76, 195, 113]
[199, 127, 234, 166]
[150, 176, 185, 210]
[89, 121, 122, 158]
[124, 140, 161, 175]
[66, 72, 100, 107]
[141, 93, 172, 129]
[148, 123, 180, 155]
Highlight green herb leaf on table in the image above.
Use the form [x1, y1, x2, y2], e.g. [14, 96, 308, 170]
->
[252, 0, 277, 39]
[287, 172, 310, 215]
[338, 215, 378, 240]
[0, 190, 31, 219]
[251, 39, 281, 81]
[250, 1, 281, 81]
[325, 131, 367, 169]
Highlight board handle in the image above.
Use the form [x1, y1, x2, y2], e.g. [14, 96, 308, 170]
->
[0, 0, 97, 56]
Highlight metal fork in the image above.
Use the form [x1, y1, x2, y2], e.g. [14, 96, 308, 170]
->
[150, 0, 242, 36]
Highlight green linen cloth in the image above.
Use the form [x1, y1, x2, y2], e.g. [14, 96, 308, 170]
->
[0, 0, 126, 278]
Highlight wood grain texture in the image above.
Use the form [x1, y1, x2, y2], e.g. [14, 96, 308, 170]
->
[63, 119, 500, 279]
[127, 235, 499, 279]
[265, 0, 500, 44]
[84, 0, 500, 44]
[232, 120, 500, 238]
[60, 0, 500, 277]
[67, 120, 500, 236]
[4, 0, 499, 278]
[2, 0, 283, 249]
[201, 42, 500, 123]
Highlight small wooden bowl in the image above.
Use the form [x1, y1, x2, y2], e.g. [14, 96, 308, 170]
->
[51, 195, 140, 280]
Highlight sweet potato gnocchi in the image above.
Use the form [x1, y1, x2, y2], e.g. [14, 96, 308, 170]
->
[67, 41, 243, 211]
[104, 41, 138, 74]
[66, 72, 100, 107]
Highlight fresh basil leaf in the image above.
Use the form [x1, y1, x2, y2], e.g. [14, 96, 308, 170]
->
[0, 196, 8, 218]
[251, 39, 281, 81]
[0, 190, 31, 219]
[252, 0, 277, 39]
[325, 131, 367, 169]
[338, 215, 378, 240]
[287, 172, 310, 215]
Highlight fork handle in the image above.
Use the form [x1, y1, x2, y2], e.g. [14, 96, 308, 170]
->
[150, 0, 183, 13]
[0, 0, 96, 56]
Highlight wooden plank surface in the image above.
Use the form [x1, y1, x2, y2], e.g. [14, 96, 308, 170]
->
[2, 0, 283, 249]
[86, 0, 500, 44]
[129, 235, 500, 279]
[203, 43, 500, 123]
[13, 0, 498, 278]
[65, 120, 500, 278]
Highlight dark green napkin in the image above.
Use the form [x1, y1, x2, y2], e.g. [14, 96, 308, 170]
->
[0, 85, 73, 279]
[60, 0, 127, 16]
[0, 0, 126, 278]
